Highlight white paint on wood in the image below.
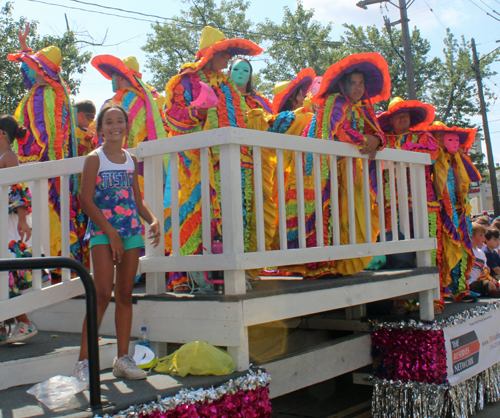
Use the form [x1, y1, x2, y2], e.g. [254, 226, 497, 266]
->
[295, 151, 306, 249]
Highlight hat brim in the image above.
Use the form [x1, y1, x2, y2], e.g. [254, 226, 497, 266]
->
[427, 125, 476, 151]
[194, 38, 262, 71]
[313, 53, 390, 104]
[91, 55, 140, 89]
[8, 51, 60, 84]
[377, 100, 435, 132]
[272, 67, 316, 114]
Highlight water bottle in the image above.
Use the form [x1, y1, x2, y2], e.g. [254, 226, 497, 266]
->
[211, 234, 224, 294]
[138, 326, 150, 347]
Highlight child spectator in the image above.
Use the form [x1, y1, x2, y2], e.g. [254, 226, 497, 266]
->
[469, 224, 499, 297]
[0, 115, 42, 343]
[475, 215, 490, 228]
[74, 104, 160, 381]
[482, 228, 500, 277]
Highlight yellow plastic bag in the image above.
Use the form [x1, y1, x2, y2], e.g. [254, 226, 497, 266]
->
[155, 341, 235, 377]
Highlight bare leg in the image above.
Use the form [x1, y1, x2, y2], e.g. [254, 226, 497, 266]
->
[78, 244, 115, 361]
[114, 248, 140, 358]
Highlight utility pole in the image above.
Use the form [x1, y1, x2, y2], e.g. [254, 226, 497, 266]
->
[471, 38, 500, 217]
[356, 0, 417, 99]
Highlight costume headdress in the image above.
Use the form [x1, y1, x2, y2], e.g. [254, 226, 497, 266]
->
[92, 54, 166, 144]
[186, 26, 262, 72]
[313, 52, 391, 104]
[427, 121, 476, 152]
[377, 97, 435, 133]
[91, 55, 141, 90]
[8, 45, 63, 87]
[272, 67, 316, 113]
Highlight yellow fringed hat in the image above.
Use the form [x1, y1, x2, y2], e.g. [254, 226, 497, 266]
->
[8, 45, 62, 84]
[91, 55, 142, 89]
[377, 97, 435, 133]
[192, 26, 262, 71]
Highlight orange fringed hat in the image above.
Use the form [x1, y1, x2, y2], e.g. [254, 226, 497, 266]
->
[193, 26, 262, 71]
[91, 55, 141, 89]
[313, 53, 391, 104]
[427, 121, 477, 152]
[272, 67, 316, 114]
[377, 97, 435, 133]
[8, 45, 62, 84]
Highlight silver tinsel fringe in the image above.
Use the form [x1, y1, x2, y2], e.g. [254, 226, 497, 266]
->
[371, 362, 500, 418]
[370, 301, 500, 332]
[95, 368, 271, 418]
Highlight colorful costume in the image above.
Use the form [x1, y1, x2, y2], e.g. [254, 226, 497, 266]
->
[428, 122, 480, 301]
[7, 46, 86, 266]
[279, 53, 390, 277]
[163, 26, 262, 289]
[377, 97, 438, 233]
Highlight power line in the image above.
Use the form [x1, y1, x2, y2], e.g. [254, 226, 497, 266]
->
[31, 0, 342, 47]
[467, 0, 500, 21]
[423, 0, 447, 28]
[477, 0, 500, 15]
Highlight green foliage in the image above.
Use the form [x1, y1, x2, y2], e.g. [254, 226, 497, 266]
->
[142, 0, 260, 90]
[256, 2, 338, 96]
[0, 2, 91, 115]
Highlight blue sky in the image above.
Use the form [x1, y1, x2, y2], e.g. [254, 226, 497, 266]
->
[8, 0, 500, 162]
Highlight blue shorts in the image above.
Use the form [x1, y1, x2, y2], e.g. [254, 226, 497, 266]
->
[89, 233, 144, 250]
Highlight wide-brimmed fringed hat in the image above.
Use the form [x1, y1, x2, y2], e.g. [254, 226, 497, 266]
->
[8, 46, 62, 87]
[91, 55, 141, 90]
[188, 26, 262, 72]
[427, 121, 476, 152]
[313, 52, 391, 104]
[377, 97, 435, 132]
[272, 67, 316, 114]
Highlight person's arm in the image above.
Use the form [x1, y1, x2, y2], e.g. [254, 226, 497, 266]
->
[18, 23, 30, 52]
[81, 152, 124, 262]
[16, 205, 31, 242]
[131, 155, 160, 247]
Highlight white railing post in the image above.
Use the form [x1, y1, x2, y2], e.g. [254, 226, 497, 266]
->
[200, 147, 212, 254]
[144, 154, 166, 295]
[253, 146, 265, 252]
[277, 149, 287, 250]
[295, 152, 306, 249]
[60, 175, 71, 282]
[30, 180, 45, 290]
[219, 139, 245, 295]
[170, 152, 180, 257]
[313, 153, 323, 247]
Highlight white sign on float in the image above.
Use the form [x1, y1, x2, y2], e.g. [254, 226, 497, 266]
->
[443, 308, 500, 386]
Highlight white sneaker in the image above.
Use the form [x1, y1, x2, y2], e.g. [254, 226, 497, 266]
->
[113, 355, 147, 380]
[74, 359, 89, 382]
[7, 322, 38, 343]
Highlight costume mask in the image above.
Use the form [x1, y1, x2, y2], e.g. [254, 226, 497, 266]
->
[112, 73, 118, 93]
[28, 67, 37, 80]
[444, 133, 460, 154]
[230, 61, 251, 88]
[310, 76, 322, 96]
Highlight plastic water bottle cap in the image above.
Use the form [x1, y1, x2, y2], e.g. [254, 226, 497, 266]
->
[141, 326, 147, 331]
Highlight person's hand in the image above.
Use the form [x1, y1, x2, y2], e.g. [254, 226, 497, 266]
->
[17, 219, 31, 242]
[485, 266, 491, 275]
[19, 22, 30, 52]
[359, 134, 381, 160]
[109, 230, 124, 264]
[147, 220, 161, 248]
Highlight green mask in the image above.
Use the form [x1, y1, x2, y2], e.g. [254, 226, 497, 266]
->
[112, 73, 118, 93]
[28, 68, 37, 80]
[230, 61, 251, 89]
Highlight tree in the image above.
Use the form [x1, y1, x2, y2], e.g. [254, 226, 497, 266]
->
[432, 30, 499, 127]
[142, 0, 260, 89]
[256, 2, 339, 96]
[0, 2, 91, 115]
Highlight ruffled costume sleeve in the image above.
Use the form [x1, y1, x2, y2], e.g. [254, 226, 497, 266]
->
[9, 183, 32, 215]
[164, 73, 207, 135]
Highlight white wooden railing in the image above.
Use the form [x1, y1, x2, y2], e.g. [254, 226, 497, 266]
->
[0, 127, 436, 322]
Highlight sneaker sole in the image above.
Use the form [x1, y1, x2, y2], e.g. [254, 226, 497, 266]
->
[113, 369, 147, 380]
[7, 329, 38, 343]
